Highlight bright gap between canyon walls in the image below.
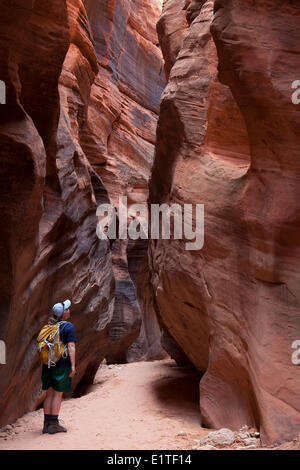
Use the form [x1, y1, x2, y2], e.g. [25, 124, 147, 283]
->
[0, 0, 299, 449]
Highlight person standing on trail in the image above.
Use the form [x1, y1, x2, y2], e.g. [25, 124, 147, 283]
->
[40, 299, 77, 434]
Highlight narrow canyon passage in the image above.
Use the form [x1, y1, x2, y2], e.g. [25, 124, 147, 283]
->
[0, 359, 206, 450]
[0, 0, 299, 449]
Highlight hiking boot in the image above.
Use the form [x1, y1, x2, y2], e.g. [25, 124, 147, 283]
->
[42, 421, 50, 434]
[47, 421, 67, 434]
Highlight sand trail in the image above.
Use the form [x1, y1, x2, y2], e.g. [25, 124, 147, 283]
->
[0, 359, 208, 450]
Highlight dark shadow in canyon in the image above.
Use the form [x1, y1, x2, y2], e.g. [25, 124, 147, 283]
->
[72, 379, 108, 399]
[151, 362, 203, 425]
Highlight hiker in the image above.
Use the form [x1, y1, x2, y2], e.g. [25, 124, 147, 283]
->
[40, 299, 77, 434]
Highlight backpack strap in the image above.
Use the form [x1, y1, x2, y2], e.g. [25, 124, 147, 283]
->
[56, 320, 67, 327]
[56, 321, 69, 359]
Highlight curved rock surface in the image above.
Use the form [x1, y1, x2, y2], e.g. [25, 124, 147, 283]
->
[0, 0, 116, 426]
[0, 0, 166, 426]
[82, 0, 167, 363]
[150, 0, 300, 445]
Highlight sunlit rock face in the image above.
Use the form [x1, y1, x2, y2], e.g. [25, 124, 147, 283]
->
[150, 0, 300, 445]
[82, 0, 167, 363]
[0, 0, 166, 425]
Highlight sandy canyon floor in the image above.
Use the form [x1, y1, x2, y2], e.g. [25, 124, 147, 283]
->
[0, 359, 209, 450]
[0, 358, 298, 451]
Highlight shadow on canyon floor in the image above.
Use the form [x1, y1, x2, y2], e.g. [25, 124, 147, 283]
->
[73, 379, 107, 398]
[150, 362, 203, 425]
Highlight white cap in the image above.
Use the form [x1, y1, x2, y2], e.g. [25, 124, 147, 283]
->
[52, 299, 71, 317]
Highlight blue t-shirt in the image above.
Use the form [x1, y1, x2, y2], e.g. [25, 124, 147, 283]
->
[55, 321, 77, 368]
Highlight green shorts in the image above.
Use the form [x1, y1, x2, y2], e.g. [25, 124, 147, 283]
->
[41, 365, 72, 393]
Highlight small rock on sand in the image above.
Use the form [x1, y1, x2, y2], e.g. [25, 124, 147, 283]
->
[238, 432, 250, 439]
[243, 437, 258, 446]
[197, 428, 235, 447]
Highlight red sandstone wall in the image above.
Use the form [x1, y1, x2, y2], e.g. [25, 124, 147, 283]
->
[0, 0, 166, 425]
[82, 0, 167, 363]
[150, 0, 300, 445]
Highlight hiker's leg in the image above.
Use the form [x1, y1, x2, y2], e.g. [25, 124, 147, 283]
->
[42, 387, 56, 433]
[46, 390, 67, 433]
[43, 387, 54, 415]
[50, 390, 63, 415]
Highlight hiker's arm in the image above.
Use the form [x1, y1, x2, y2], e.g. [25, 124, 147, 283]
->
[67, 342, 76, 377]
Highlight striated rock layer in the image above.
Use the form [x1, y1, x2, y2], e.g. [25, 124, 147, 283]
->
[0, 0, 116, 426]
[82, 0, 167, 363]
[150, 0, 300, 445]
[0, 0, 165, 426]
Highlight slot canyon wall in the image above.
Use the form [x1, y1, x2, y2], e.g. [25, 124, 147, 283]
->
[0, 0, 166, 426]
[82, 0, 167, 363]
[150, 0, 300, 445]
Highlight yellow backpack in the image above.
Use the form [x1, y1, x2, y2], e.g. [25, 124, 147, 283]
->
[37, 321, 68, 368]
